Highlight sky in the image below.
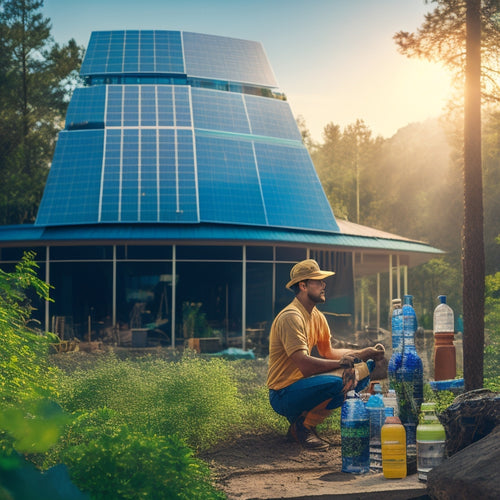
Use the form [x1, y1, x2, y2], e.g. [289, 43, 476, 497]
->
[42, 0, 454, 142]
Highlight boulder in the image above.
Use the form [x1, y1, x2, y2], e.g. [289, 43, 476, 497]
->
[426, 425, 500, 500]
[438, 388, 500, 456]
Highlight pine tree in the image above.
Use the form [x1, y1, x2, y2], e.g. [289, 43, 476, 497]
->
[0, 0, 83, 224]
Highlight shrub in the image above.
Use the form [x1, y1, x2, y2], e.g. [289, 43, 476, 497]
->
[63, 425, 224, 500]
[56, 352, 242, 451]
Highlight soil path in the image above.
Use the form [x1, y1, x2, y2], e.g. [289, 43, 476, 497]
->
[200, 432, 427, 500]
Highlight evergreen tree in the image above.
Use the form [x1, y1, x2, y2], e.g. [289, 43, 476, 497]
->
[0, 0, 83, 225]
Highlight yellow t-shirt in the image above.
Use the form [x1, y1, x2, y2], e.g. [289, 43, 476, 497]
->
[266, 298, 331, 390]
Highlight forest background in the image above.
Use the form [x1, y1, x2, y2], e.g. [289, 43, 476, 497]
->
[2, 0, 500, 329]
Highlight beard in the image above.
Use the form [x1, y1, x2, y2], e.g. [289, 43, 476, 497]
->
[307, 290, 326, 304]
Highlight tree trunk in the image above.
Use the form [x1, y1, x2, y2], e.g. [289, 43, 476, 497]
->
[463, 0, 484, 391]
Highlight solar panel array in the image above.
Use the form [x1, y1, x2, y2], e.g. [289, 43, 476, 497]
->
[36, 31, 339, 232]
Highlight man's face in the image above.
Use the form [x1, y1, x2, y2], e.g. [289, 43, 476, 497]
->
[305, 279, 326, 304]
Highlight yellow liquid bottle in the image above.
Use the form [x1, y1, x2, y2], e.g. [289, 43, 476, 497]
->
[381, 416, 407, 479]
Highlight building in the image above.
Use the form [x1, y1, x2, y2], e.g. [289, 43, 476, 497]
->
[0, 31, 442, 348]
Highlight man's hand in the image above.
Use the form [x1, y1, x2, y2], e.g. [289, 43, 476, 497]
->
[338, 353, 358, 368]
[357, 344, 386, 362]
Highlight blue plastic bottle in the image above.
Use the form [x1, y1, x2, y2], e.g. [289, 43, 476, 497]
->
[397, 294, 423, 467]
[388, 298, 403, 390]
[366, 383, 385, 472]
[341, 391, 370, 474]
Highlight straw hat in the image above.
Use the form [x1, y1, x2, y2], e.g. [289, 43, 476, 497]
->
[286, 259, 335, 289]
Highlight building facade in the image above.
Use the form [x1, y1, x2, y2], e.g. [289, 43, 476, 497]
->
[0, 31, 442, 348]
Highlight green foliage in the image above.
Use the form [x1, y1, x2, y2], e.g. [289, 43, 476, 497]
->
[0, 251, 57, 405]
[62, 426, 224, 500]
[56, 353, 242, 451]
[484, 270, 500, 389]
[0, 0, 84, 224]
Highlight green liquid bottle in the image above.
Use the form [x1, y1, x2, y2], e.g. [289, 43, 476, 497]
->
[416, 402, 446, 481]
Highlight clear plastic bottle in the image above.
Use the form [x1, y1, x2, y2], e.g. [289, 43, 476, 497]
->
[388, 299, 403, 390]
[416, 402, 446, 481]
[383, 388, 399, 417]
[366, 383, 385, 472]
[433, 295, 454, 333]
[381, 416, 407, 479]
[397, 294, 423, 468]
[341, 391, 370, 474]
[433, 295, 456, 381]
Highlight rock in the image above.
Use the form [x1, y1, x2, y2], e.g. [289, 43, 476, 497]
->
[438, 389, 500, 456]
[426, 425, 500, 500]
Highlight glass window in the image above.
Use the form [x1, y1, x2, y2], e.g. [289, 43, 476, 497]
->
[176, 245, 241, 260]
[116, 262, 173, 346]
[275, 263, 295, 315]
[124, 245, 173, 260]
[246, 246, 273, 261]
[50, 246, 113, 260]
[275, 247, 307, 262]
[50, 262, 113, 340]
[0, 246, 46, 262]
[176, 261, 242, 342]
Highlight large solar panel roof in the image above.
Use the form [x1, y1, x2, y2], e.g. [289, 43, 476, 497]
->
[36, 31, 339, 233]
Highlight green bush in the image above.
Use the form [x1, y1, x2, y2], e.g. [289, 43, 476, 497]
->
[62, 425, 224, 500]
[57, 352, 242, 451]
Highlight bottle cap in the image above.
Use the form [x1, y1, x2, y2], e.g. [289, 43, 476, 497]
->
[438, 295, 447, 304]
[385, 416, 402, 425]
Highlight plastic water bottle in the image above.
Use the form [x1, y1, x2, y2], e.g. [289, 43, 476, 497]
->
[416, 402, 446, 481]
[433, 295, 456, 381]
[383, 389, 399, 417]
[388, 298, 403, 390]
[381, 416, 407, 479]
[366, 383, 385, 472]
[433, 295, 454, 333]
[341, 391, 370, 474]
[397, 295, 423, 469]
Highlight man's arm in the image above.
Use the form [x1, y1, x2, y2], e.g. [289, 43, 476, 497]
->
[316, 337, 386, 364]
[289, 349, 357, 378]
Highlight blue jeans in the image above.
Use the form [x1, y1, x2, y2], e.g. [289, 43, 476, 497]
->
[269, 366, 372, 424]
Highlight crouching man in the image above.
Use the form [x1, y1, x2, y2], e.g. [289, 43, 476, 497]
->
[267, 259, 385, 451]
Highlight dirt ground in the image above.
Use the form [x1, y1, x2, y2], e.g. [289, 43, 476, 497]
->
[200, 431, 427, 500]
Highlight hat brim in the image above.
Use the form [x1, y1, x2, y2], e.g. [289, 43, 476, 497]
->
[286, 270, 335, 289]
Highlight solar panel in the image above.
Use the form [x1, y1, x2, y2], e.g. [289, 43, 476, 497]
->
[80, 30, 184, 76]
[196, 135, 267, 225]
[255, 143, 339, 231]
[37, 30, 340, 233]
[182, 32, 277, 87]
[244, 94, 302, 141]
[36, 131, 104, 225]
[66, 86, 106, 129]
[191, 88, 250, 134]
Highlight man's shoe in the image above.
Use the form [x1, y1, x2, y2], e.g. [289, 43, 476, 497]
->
[287, 418, 329, 451]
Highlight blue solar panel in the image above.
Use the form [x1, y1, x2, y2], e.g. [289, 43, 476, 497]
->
[36, 131, 104, 225]
[255, 143, 339, 231]
[192, 88, 250, 134]
[65, 86, 106, 129]
[244, 94, 302, 141]
[80, 30, 184, 76]
[173, 86, 191, 127]
[106, 86, 123, 126]
[196, 135, 267, 225]
[100, 129, 121, 222]
[183, 32, 277, 87]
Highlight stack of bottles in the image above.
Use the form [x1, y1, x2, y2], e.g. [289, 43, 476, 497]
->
[416, 402, 446, 481]
[341, 391, 370, 474]
[366, 384, 385, 472]
[388, 298, 403, 390]
[392, 295, 423, 470]
[433, 295, 456, 381]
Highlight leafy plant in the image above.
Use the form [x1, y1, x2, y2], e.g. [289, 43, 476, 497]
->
[62, 425, 224, 500]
